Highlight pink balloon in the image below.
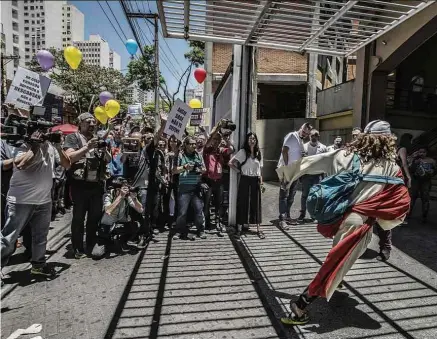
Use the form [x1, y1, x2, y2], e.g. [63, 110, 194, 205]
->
[36, 50, 55, 71]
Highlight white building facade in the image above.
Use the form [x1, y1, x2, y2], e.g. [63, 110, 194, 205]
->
[186, 84, 204, 104]
[109, 50, 121, 71]
[126, 82, 154, 106]
[0, 0, 84, 80]
[62, 3, 84, 48]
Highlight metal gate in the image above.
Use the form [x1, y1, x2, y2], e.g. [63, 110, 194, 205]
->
[212, 62, 233, 126]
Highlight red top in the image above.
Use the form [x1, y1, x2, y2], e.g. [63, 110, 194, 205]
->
[203, 146, 232, 181]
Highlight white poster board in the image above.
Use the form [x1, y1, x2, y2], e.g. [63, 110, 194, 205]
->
[128, 103, 143, 115]
[163, 99, 193, 140]
[5, 67, 51, 110]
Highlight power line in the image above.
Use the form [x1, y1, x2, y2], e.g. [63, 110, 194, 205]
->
[105, 1, 128, 40]
[97, 1, 125, 45]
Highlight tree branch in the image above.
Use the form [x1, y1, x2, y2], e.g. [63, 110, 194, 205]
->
[171, 64, 192, 104]
[183, 63, 193, 103]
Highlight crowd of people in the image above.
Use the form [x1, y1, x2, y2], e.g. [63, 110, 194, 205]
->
[0, 107, 262, 281]
[1, 106, 435, 309]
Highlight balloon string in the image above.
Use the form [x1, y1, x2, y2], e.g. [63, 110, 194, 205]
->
[74, 70, 82, 114]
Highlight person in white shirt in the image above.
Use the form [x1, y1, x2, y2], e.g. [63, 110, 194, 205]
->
[327, 136, 343, 152]
[298, 129, 327, 222]
[277, 123, 312, 229]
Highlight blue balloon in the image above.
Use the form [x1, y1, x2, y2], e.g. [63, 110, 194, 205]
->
[125, 39, 138, 56]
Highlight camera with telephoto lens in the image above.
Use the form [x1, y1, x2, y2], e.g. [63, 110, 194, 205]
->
[109, 177, 140, 194]
[96, 137, 109, 149]
[121, 137, 141, 154]
[1, 114, 60, 145]
[191, 161, 204, 174]
[221, 119, 236, 132]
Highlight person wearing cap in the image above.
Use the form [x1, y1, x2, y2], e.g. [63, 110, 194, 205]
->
[63, 113, 111, 259]
[298, 129, 327, 222]
[351, 127, 361, 141]
[277, 120, 410, 325]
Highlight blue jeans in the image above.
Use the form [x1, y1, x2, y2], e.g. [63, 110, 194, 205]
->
[300, 174, 321, 217]
[176, 191, 205, 234]
[279, 180, 298, 221]
[1, 202, 51, 268]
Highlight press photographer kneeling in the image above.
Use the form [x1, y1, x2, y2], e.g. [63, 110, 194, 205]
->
[92, 177, 145, 258]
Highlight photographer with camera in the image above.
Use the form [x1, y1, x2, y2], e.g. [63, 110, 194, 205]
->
[63, 113, 111, 259]
[1, 128, 70, 278]
[202, 119, 235, 236]
[172, 136, 207, 240]
[131, 117, 166, 236]
[92, 177, 145, 258]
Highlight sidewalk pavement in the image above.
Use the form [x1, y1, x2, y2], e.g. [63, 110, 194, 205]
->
[1, 183, 436, 339]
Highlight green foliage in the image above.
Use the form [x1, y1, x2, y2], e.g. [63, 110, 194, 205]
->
[126, 45, 164, 93]
[28, 48, 129, 114]
[143, 101, 170, 114]
[184, 41, 205, 66]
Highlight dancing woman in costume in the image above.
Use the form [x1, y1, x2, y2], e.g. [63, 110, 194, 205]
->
[276, 120, 410, 325]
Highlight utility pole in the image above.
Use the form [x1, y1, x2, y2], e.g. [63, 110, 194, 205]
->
[120, 0, 160, 131]
[154, 15, 160, 132]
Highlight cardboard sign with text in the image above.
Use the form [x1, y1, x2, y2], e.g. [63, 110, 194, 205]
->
[190, 107, 210, 126]
[163, 99, 193, 140]
[5, 67, 51, 110]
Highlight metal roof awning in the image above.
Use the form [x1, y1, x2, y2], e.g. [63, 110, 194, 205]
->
[157, 0, 433, 57]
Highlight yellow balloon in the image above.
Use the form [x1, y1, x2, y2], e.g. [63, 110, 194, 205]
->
[105, 99, 120, 118]
[64, 46, 82, 70]
[94, 106, 108, 124]
[189, 98, 202, 109]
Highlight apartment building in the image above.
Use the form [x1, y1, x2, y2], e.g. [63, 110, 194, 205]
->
[0, 0, 84, 79]
[62, 3, 84, 48]
[73, 34, 121, 70]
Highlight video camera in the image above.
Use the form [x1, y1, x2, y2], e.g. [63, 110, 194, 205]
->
[121, 137, 141, 154]
[108, 177, 140, 194]
[220, 119, 236, 134]
[1, 114, 61, 145]
[96, 137, 110, 149]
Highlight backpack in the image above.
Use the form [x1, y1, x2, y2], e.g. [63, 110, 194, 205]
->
[306, 153, 405, 225]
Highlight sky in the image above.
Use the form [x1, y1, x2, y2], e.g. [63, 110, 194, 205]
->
[69, 0, 198, 96]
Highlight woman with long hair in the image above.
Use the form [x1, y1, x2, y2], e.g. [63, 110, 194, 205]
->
[277, 120, 410, 325]
[229, 132, 264, 239]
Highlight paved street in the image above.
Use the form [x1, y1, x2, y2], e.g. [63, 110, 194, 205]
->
[1, 183, 437, 339]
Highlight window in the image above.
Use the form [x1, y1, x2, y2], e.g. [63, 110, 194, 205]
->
[26, 48, 30, 52]
[63, 38, 66, 41]
[25, 27, 29, 31]
[12, 23, 19, 31]
[67, 13, 70, 17]
[12, 0, 19, 6]
[25, 34, 29, 37]
[25, 20, 29, 23]
[30, 6, 34, 10]
[24, 6, 28, 10]
[40, 6, 43, 9]
[24, 12, 28, 16]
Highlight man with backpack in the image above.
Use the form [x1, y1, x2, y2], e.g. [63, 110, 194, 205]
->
[277, 120, 410, 325]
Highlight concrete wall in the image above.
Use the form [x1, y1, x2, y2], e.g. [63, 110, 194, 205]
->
[255, 118, 315, 181]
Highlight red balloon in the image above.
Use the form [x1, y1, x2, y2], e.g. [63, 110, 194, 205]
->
[194, 68, 207, 84]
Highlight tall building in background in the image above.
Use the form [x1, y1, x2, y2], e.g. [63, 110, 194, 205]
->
[0, 0, 25, 80]
[62, 3, 84, 48]
[109, 50, 121, 71]
[73, 35, 121, 70]
[126, 82, 154, 106]
[186, 85, 204, 104]
[22, 0, 63, 66]
[73, 34, 110, 68]
[0, 0, 85, 79]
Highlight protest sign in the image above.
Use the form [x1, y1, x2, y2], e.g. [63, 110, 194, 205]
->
[163, 99, 193, 140]
[190, 107, 210, 126]
[128, 103, 143, 115]
[5, 67, 51, 110]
